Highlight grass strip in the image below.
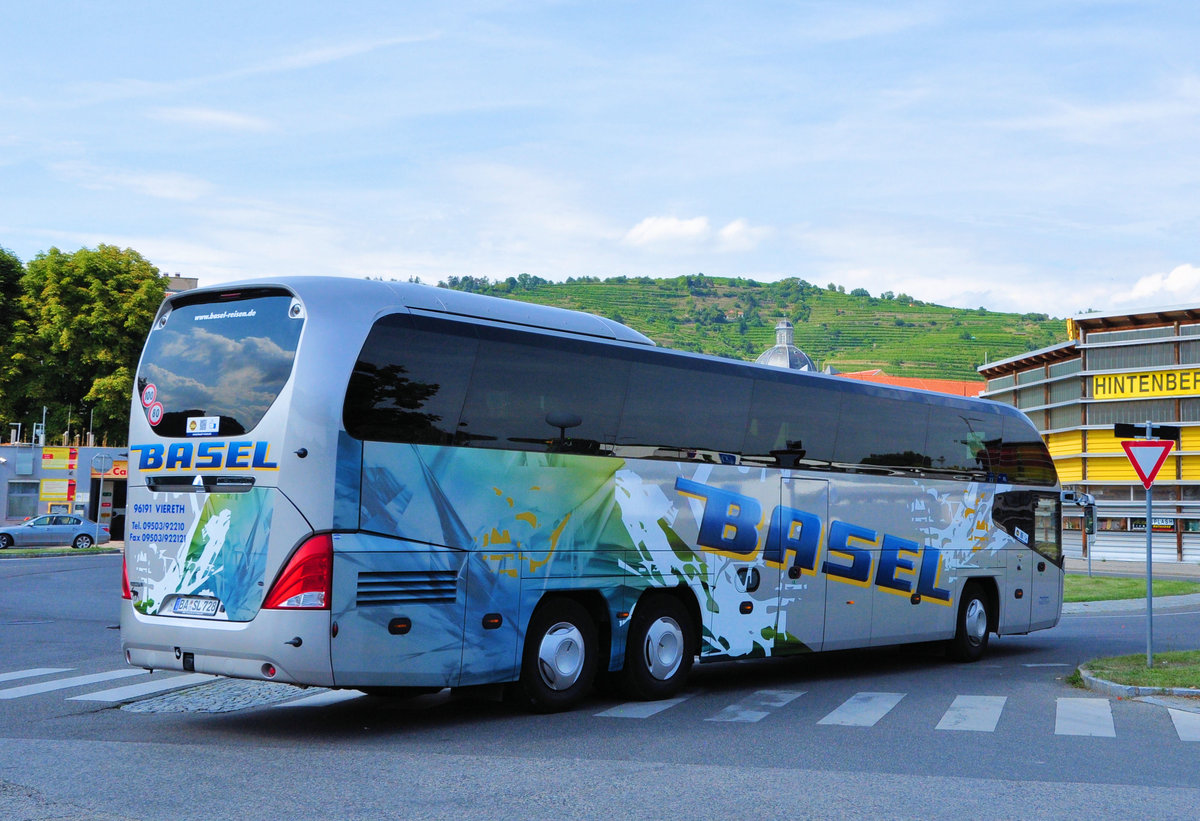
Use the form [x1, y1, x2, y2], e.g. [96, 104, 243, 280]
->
[1081, 650, 1200, 689]
[1063, 575, 1200, 603]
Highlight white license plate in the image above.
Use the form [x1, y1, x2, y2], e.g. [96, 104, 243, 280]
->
[172, 596, 220, 617]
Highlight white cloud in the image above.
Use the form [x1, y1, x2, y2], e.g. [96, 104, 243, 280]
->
[50, 162, 214, 202]
[1112, 264, 1200, 307]
[150, 107, 272, 132]
[717, 219, 773, 252]
[624, 216, 711, 248]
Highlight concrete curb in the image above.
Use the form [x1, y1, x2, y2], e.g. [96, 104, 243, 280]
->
[1078, 666, 1200, 699]
[1061, 592, 1200, 616]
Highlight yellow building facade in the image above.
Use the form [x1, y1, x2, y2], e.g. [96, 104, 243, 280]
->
[979, 305, 1200, 563]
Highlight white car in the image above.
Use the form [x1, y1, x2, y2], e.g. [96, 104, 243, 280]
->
[0, 514, 111, 549]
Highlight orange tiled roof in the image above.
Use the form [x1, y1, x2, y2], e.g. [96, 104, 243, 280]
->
[838, 369, 984, 397]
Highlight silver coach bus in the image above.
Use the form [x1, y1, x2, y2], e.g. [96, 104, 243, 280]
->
[121, 277, 1065, 711]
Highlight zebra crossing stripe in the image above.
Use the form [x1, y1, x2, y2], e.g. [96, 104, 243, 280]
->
[1055, 698, 1115, 737]
[818, 692, 905, 727]
[0, 669, 146, 700]
[0, 668, 73, 684]
[936, 695, 1007, 732]
[68, 673, 215, 702]
[706, 690, 805, 723]
[274, 689, 366, 708]
[1167, 708, 1200, 742]
[597, 696, 690, 719]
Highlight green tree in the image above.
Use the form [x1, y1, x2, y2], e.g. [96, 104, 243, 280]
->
[5, 245, 166, 445]
[0, 246, 23, 360]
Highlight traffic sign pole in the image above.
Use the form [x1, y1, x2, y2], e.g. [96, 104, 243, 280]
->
[1117, 423, 1177, 669]
[1144, 421, 1153, 670]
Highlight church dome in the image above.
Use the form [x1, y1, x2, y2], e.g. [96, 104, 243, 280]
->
[755, 320, 815, 371]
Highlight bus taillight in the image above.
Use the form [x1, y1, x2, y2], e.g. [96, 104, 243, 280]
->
[262, 534, 333, 610]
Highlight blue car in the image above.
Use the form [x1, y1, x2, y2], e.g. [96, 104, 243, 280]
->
[0, 514, 111, 549]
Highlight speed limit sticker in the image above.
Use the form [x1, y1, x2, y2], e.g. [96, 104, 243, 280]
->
[147, 402, 164, 426]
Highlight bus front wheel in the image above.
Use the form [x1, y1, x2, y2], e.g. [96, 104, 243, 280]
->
[620, 595, 694, 700]
[518, 598, 598, 712]
[949, 582, 991, 662]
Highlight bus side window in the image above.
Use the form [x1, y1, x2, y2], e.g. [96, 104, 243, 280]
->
[344, 314, 479, 445]
[743, 376, 840, 466]
[457, 328, 628, 453]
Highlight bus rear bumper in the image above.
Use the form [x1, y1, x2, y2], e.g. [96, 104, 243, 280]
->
[120, 601, 335, 687]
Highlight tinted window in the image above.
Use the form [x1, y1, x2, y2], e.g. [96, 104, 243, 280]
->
[1000, 414, 1057, 486]
[834, 393, 930, 469]
[926, 406, 1003, 476]
[743, 375, 840, 466]
[457, 328, 628, 453]
[344, 314, 478, 444]
[137, 291, 304, 437]
[618, 360, 751, 458]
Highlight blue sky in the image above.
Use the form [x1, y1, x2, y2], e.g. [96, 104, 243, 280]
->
[3, 1, 1198, 317]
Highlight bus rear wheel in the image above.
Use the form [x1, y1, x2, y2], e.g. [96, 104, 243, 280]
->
[620, 595, 694, 700]
[517, 598, 598, 713]
[949, 582, 991, 662]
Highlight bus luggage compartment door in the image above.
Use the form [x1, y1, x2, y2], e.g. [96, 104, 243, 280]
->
[330, 534, 467, 689]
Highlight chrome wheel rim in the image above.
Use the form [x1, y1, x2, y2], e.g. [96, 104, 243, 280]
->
[537, 621, 585, 691]
[643, 616, 684, 681]
[964, 598, 987, 646]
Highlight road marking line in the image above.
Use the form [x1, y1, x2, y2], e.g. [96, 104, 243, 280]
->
[1168, 708, 1200, 742]
[1055, 698, 1115, 737]
[273, 689, 366, 708]
[0, 667, 73, 683]
[936, 695, 1007, 732]
[68, 673, 215, 702]
[597, 696, 690, 719]
[818, 692, 906, 727]
[707, 690, 805, 723]
[0, 669, 146, 700]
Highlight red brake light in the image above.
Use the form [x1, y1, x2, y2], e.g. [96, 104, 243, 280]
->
[262, 534, 333, 610]
[121, 553, 132, 600]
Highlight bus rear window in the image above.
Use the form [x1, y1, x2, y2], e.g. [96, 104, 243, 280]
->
[136, 291, 304, 438]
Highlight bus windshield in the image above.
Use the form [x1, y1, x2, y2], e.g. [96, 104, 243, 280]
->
[135, 290, 304, 438]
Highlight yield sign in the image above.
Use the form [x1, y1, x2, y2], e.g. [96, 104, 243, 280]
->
[1121, 439, 1175, 489]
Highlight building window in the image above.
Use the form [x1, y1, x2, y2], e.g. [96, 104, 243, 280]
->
[5, 481, 38, 520]
[1086, 344, 1176, 370]
[1087, 398, 1176, 425]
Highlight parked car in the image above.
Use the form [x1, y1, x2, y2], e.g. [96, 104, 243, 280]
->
[0, 514, 110, 549]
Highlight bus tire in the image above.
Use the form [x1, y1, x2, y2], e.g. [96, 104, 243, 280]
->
[949, 582, 991, 662]
[518, 598, 598, 712]
[620, 595, 694, 700]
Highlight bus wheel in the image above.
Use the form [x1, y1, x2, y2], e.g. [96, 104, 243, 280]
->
[620, 595, 694, 700]
[518, 599, 598, 712]
[949, 582, 991, 662]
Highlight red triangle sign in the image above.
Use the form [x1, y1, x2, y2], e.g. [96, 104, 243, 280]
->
[1120, 439, 1175, 489]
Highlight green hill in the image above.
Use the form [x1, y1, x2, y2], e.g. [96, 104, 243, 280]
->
[433, 274, 1067, 381]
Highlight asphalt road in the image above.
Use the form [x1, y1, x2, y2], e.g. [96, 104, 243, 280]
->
[2, 554, 1199, 820]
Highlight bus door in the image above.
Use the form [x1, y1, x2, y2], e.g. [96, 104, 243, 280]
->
[993, 491, 1037, 634]
[1029, 494, 1063, 630]
[330, 535, 468, 689]
[772, 477, 829, 655]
